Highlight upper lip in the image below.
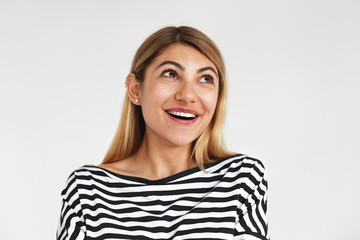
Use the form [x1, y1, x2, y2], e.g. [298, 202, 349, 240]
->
[164, 107, 201, 117]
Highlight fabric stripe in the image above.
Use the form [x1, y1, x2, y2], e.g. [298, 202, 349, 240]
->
[56, 155, 269, 240]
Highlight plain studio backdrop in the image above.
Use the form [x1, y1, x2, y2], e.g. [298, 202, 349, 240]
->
[1, 0, 359, 239]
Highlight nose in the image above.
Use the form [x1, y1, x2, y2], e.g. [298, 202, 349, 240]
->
[175, 81, 197, 104]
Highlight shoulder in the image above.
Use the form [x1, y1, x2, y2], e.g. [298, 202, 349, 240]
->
[207, 154, 268, 188]
[207, 154, 267, 175]
[63, 165, 109, 182]
[60, 165, 113, 197]
[238, 155, 267, 177]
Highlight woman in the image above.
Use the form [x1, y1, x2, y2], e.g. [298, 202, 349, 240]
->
[57, 26, 269, 240]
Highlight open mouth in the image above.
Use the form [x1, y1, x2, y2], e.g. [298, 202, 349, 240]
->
[166, 110, 197, 120]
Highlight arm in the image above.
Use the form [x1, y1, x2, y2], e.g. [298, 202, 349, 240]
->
[234, 159, 269, 240]
[56, 172, 86, 240]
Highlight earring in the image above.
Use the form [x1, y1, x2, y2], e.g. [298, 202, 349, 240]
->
[135, 99, 139, 103]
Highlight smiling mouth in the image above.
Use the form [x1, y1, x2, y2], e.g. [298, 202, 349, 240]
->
[166, 110, 197, 120]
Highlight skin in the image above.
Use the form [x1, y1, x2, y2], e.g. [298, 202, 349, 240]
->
[99, 43, 219, 180]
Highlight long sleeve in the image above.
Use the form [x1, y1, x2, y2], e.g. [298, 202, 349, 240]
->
[234, 158, 269, 240]
[56, 172, 86, 240]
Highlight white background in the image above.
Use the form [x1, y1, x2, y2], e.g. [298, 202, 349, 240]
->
[1, 0, 359, 239]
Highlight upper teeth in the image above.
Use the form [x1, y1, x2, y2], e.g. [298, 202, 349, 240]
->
[168, 111, 196, 118]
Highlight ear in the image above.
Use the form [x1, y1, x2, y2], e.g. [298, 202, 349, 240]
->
[126, 73, 141, 105]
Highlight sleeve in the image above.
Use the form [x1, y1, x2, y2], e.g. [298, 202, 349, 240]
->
[56, 171, 86, 240]
[233, 158, 269, 240]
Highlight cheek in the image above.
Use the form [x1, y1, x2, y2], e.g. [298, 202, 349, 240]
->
[202, 91, 219, 115]
[141, 84, 173, 109]
[150, 87, 171, 104]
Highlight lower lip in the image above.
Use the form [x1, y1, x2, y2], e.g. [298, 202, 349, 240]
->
[166, 112, 199, 124]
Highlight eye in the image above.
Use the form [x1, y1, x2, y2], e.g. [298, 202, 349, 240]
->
[162, 69, 178, 79]
[199, 75, 214, 84]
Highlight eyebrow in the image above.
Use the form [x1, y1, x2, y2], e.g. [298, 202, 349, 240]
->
[157, 61, 185, 71]
[197, 67, 218, 77]
[156, 61, 218, 77]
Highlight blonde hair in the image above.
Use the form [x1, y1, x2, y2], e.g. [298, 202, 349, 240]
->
[103, 26, 234, 170]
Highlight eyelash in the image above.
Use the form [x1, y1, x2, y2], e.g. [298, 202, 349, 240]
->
[161, 69, 215, 84]
[162, 69, 178, 79]
[199, 75, 214, 84]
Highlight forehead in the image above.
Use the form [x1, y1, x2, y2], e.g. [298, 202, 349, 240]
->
[149, 43, 217, 71]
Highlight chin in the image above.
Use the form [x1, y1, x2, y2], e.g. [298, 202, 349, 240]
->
[166, 135, 197, 147]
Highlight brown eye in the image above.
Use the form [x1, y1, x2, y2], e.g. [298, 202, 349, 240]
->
[163, 70, 178, 79]
[199, 75, 214, 83]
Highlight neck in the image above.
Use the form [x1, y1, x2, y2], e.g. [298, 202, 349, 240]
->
[132, 134, 196, 180]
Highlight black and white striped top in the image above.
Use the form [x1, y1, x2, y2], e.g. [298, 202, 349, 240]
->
[57, 155, 269, 240]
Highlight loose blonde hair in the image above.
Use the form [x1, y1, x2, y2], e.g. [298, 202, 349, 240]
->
[103, 26, 234, 170]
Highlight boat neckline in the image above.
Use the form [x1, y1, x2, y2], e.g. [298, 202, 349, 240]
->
[85, 154, 244, 185]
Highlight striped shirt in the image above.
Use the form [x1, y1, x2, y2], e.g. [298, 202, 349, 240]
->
[57, 154, 269, 240]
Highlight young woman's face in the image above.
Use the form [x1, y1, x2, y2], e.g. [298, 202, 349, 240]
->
[139, 43, 219, 147]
